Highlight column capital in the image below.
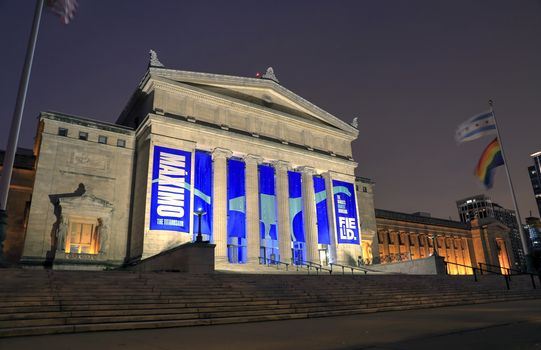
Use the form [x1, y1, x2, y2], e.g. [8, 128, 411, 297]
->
[244, 154, 263, 165]
[212, 147, 232, 159]
[272, 160, 291, 171]
[297, 166, 316, 175]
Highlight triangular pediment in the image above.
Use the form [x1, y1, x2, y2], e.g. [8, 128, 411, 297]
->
[146, 67, 358, 136]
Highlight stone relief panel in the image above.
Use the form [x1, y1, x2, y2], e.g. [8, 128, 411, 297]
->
[68, 150, 110, 172]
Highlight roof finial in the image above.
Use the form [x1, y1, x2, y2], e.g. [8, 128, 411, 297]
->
[149, 49, 164, 68]
[262, 67, 279, 83]
[351, 117, 358, 129]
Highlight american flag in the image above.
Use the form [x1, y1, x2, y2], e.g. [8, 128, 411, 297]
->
[46, 0, 78, 24]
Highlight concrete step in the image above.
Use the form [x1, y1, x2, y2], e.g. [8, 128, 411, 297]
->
[0, 269, 540, 338]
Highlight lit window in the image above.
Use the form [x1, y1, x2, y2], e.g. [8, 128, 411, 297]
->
[98, 135, 108, 144]
[79, 131, 88, 141]
[58, 128, 68, 137]
[117, 139, 126, 148]
[65, 219, 100, 254]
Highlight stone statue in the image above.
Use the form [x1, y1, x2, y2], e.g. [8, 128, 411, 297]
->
[262, 67, 279, 83]
[97, 218, 108, 253]
[58, 216, 68, 251]
[351, 117, 358, 129]
[149, 49, 164, 68]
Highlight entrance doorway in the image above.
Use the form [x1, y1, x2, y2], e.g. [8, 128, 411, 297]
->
[318, 246, 329, 266]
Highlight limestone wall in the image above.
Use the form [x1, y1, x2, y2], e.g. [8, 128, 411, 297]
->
[21, 113, 135, 268]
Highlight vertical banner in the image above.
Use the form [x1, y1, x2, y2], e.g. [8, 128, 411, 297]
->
[313, 176, 330, 244]
[259, 165, 278, 243]
[193, 150, 213, 241]
[332, 180, 360, 244]
[287, 171, 304, 243]
[288, 171, 305, 264]
[227, 158, 246, 239]
[227, 158, 246, 263]
[150, 145, 192, 232]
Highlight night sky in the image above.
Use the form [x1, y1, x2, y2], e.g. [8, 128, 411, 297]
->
[1, 1, 541, 221]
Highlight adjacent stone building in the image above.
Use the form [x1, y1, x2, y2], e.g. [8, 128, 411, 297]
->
[0, 149, 34, 263]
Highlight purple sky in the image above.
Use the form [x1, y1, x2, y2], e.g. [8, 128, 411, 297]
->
[1, 0, 541, 221]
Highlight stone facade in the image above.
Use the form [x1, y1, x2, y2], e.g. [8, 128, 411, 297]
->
[373, 209, 515, 274]
[17, 61, 364, 270]
[355, 176, 378, 264]
[20, 113, 135, 269]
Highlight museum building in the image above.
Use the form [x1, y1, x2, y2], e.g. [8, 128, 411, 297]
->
[15, 52, 370, 270]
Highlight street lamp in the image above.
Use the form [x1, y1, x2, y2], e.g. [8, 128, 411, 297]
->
[194, 208, 207, 243]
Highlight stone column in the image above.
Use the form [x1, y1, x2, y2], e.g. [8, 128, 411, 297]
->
[274, 160, 292, 263]
[245, 154, 262, 264]
[382, 229, 390, 262]
[393, 231, 400, 261]
[300, 166, 318, 263]
[405, 232, 413, 260]
[412, 233, 420, 259]
[212, 148, 232, 263]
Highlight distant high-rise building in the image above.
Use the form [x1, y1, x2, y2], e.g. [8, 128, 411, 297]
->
[528, 151, 541, 217]
[456, 194, 524, 268]
[524, 217, 541, 258]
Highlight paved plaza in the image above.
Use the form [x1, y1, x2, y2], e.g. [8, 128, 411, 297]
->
[1, 299, 540, 350]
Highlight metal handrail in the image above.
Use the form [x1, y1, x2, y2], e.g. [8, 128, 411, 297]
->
[329, 262, 368, 275]
[478, 262, 540, 289]
[443, 261, 479, 282]
[296, 260, 332, 275]
[446, 261, 509, 289]
[258, 257, 290, 271]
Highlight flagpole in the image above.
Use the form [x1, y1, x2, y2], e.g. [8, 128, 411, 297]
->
[0, 0, 44, 263]
[489, 99, 533, 272]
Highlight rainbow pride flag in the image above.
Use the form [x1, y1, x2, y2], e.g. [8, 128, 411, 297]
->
[475, 138, 504, 189]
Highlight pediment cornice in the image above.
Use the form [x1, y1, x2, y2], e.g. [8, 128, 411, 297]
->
[145, 67, 358, 137]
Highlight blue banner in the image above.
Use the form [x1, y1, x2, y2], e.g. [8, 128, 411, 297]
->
[288, 171, 304, 243]
[332, 180, 360, 244]
[193, 151, 212, 241]
[313, 176, 330, 245]
[150, 145, 192, 232]
[259, 164, 278, 242]
[227, 159, 246, 239]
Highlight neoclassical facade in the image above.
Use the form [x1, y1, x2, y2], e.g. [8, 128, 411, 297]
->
[374, 209, 515, 274]
[18, 54, 366, 270]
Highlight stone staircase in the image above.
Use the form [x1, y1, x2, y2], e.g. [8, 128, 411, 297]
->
[0, 268, 540, 337]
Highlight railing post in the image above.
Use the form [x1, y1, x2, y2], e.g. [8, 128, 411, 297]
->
[504, 275, 510, 290]
[478, 263, 483, 275]
[473, 267, 478, 282]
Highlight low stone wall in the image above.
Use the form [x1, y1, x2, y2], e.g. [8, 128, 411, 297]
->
[370, 255, 446, 275]
[125, 241, 215, 273]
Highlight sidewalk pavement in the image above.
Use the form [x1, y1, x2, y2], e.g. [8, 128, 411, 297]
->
[1, 299, 540, 350]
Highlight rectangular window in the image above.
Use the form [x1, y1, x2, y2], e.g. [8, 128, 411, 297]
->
[362, 186, 368, 193]
[98, 135, 107, 144]
[65, 220, 99, 254]
[79, 131, 88, 141]
[58, 128, 68, 137]
[117, 139, 126, 148]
